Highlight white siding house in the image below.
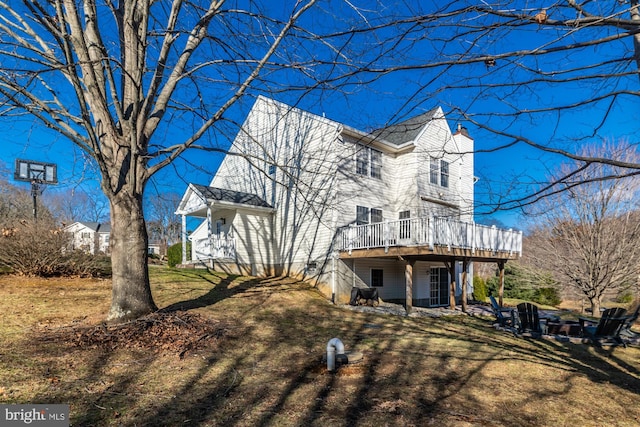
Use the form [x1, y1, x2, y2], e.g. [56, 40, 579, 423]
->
[64, 222, 111, 255]
[176, 96, 522, 309]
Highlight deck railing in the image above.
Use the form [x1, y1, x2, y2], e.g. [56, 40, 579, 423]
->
[337, 217, 522, 256]
[192, 236, 236, 260]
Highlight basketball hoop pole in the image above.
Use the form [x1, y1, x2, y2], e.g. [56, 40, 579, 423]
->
[31, 179, 43, 220]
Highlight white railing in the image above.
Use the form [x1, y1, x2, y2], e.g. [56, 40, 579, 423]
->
[192, 236, 236, 260]
[337, 217, 522, 256]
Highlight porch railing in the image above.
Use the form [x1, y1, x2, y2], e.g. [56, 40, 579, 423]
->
[336, 217, 522, 256]
[192, 236, 236, 260]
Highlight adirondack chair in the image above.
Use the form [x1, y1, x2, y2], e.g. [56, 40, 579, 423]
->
[579, 307, 630, 347]
[489, 295, 514, 327]
[516, 302, 545, 335]
[619, 302, 640, 341]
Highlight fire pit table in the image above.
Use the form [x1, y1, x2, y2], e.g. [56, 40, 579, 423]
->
[546, 320, 581, 337]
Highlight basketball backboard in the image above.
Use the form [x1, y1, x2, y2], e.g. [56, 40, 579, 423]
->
[14, 159, 58, 184]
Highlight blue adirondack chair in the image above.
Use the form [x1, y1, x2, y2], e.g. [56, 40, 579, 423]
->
[579, 307, 630, 347]
[489, 295, 515, 328]
[516, 302, 546, 335]
[619, 302, 640, 342]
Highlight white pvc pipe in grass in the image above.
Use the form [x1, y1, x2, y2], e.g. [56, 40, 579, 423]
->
[326, 337, 345, 371]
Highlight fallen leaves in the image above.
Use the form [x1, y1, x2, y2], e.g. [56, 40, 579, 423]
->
[35, 310, 227, 359]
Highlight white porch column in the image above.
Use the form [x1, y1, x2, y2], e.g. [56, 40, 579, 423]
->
[207, 206, 213, 258]
[181, 214, 187, 264]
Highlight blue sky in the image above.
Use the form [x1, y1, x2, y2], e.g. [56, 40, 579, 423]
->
[1, 1, 639, 230]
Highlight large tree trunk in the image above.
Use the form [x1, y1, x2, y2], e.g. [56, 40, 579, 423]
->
[589, 298, 601, 318]
[106, 192, 157, 322]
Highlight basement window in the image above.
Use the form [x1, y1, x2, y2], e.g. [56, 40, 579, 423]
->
[306, 262, 317, 273]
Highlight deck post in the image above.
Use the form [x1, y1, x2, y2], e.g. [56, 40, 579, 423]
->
[384, 219, 389, 253]
[471, 222, 476, 254]
[461, 258, 469, 313]
[448, 259, 456, 310]
[405, 259, 415, 314]
[428, 215, 434, 249]
[498, 260, 506, 306]
[348, 225, 353, 255]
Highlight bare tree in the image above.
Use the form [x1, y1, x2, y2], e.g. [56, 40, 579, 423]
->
[48, 187, 109, 224]
[337, 2, 640, 217]
[0, 1, 414, 321]
[1, 1, 638, 322]
[523, 141, 640, 314]
[146, 191, 182, 255]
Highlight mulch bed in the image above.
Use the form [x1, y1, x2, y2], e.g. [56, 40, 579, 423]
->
[33, 311, 228, 359]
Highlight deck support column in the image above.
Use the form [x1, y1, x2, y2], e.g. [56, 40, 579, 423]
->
[447, 259, 457, 310]
[405, 259, 415, 314]
[498, 260, 506, 307]
[461, 258, 469, 313]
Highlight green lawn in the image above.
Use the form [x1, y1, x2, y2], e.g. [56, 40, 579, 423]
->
[1, 267, 639, 426]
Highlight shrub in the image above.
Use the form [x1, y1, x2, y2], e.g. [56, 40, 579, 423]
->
[616, 291, 635, 304]
[0, 220, 111, 277]
[167, 242, 190, 267]
[472, 276, 488, 302]
[531, 287, 562, 306]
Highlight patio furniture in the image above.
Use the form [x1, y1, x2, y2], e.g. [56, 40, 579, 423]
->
[489, 295, 515, 328]
[579, 307, 630, 347]
[349, 287, 380, 306]
[620, 302, 640, 341]
[516, 302, 546, 335]
[546, 320, 581, 336]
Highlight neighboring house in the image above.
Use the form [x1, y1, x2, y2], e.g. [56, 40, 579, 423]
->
[64, 222, 111, 255]
[148, 240, 163, 256]
[175, 96, 522, 309]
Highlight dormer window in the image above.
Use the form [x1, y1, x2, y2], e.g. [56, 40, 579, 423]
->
[356, 145, 382, 179]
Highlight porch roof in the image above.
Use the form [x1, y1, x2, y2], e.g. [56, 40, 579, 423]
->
[175, 183, 273, 216]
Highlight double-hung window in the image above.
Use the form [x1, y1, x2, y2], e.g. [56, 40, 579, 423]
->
[430, 156, 450, 188]
[356, 148, 369, 176]
[356, 145, 382, 179]
[370, 149, 382, 179]
[440, 160, 449, 187]
[356, 206, 370, 225]
[356, 206, 383, 225]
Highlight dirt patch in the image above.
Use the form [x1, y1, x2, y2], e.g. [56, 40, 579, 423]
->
[32, 310, 228, 359]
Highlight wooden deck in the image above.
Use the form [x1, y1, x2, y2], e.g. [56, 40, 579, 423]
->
[336, 216, 522, 262]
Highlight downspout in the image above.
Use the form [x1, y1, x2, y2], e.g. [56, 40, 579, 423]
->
[326, 337, 345, 371]
[332, 253, 336, 304]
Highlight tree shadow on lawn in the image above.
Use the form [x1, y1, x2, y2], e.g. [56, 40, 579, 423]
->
[24, 292, 640, 426]
[158, 272, 313, 313]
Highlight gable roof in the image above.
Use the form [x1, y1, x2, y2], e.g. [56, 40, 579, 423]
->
[191, 184, 272, 209]
[371, 108, 439, 146]
[64, 221, 110, 233]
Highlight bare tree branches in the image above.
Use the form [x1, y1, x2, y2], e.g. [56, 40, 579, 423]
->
[523, 141, 640, 313]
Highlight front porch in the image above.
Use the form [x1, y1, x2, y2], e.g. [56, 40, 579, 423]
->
[192, 236, 236, 261]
